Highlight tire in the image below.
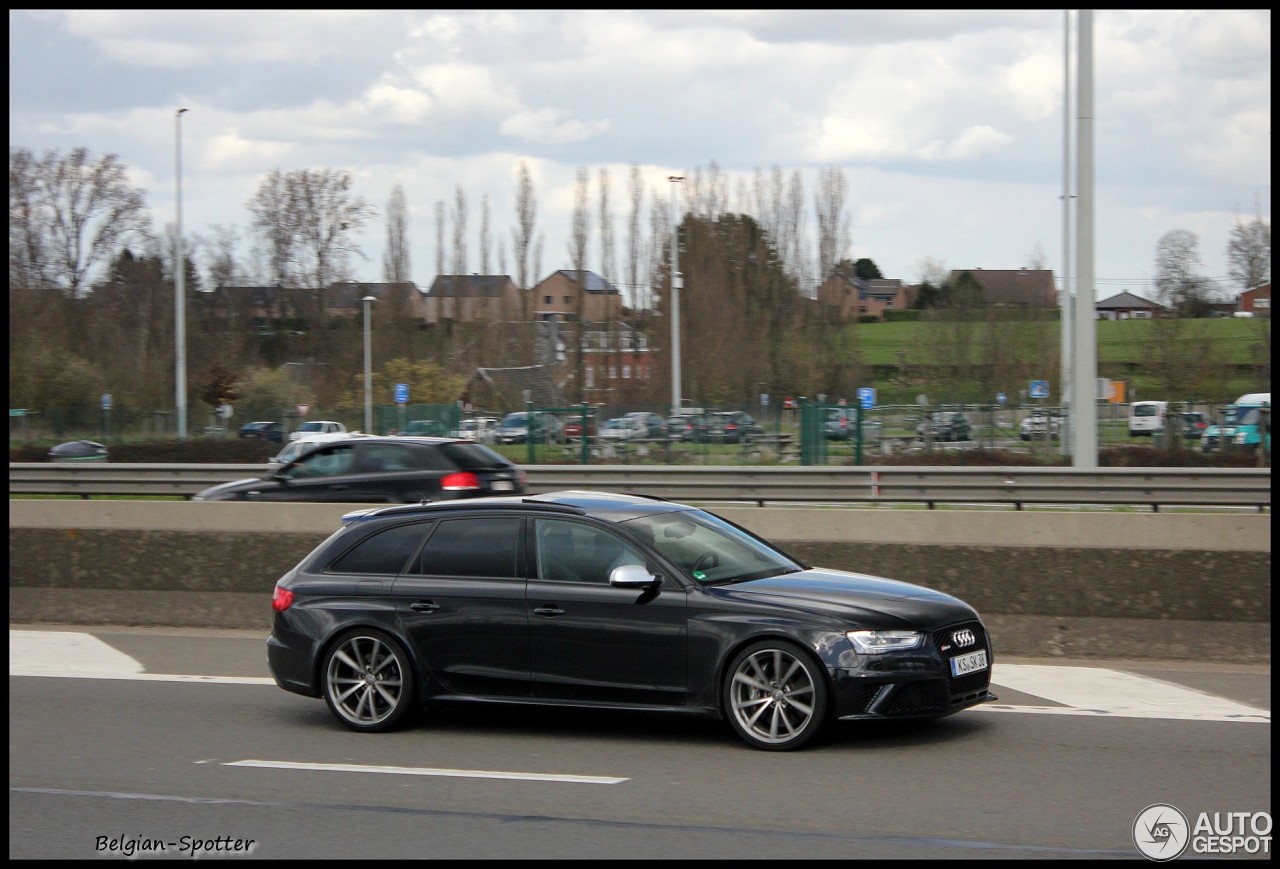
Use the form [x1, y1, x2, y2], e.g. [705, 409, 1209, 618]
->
[723, 640, 829, 751]
[322, 628, 416, 733]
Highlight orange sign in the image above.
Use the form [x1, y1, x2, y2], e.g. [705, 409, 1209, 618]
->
[1109, 381, 1125, 404]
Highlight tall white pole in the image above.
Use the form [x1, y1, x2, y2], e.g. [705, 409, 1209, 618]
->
[669, 175, 684, 412]
[363, 296, 377, 434]
[175, 108, 189, 440]
[1060, 10, 1074, 456]
[1072, 10, 1099, 468]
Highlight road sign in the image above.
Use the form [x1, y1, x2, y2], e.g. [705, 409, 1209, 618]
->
[996, 392, 1007, 406]
[760, 393, 769, 407]
[857, 387, 876, 409]
[216, 403, 233, 419]
[296, 404, 310, 416]
[101, 393, 112, 410]
[1029, 380, 1050, 399]
[395, 383, 409, 405]
[10, 409, 26, 417]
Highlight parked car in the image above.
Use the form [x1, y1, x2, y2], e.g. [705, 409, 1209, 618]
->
[624, 411, 669, 440]
[268, 432, 372, 471]
[193, 436, 525, 503]
[599, 417, 648, 441]
[449, 416, 499, 444]
[823, 408, 882, 442]
[916, 412, 971, 442]
[562, 414, 597, 439]
[1180, 411, 1209, 443]
[238, 421, 284, 444]
[47, 439, 108, 462]
[494, 411, 563, 445]
[402, 419, 449, 437]
[702, 411, 764, 444]
[266, 490, 995, 750]
[1019, 412, 1064, 441]
[289, 420, 347, 442]
[665, 413, 709, 442]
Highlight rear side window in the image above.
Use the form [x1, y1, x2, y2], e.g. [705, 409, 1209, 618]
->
[438, 442, 511, 470]
[409, 517, 521, 578]
[330, 522, 433, 575]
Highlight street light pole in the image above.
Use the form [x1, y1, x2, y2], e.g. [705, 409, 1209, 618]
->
[175, 107, 189, 439]
[668, 175, 684, 412]
[362, 295, 377, 433]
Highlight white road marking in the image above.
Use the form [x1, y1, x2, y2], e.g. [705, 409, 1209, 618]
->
[8, 630, 1269, 723]
[8, 629, 272, 683]
[226, 759, 628, 784]
[986, 664, 1269, 723]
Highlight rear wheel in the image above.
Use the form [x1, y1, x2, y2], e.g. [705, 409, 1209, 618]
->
[723, 640, 829, 751]
[322, 628, 416, 732]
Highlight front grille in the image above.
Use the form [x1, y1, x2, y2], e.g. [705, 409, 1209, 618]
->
[933, 621, 992, 697]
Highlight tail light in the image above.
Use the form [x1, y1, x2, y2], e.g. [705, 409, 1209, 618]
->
[441, 471, 482, 491]
[272, 584, 294, 612]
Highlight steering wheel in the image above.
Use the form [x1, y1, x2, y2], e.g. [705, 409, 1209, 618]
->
[691, 552, 719, 574]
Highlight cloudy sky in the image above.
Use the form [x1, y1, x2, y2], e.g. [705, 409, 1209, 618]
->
[8, 9, 1271, 303]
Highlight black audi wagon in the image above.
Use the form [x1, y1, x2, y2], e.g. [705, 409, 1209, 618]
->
[267, 491, 996, 750]
[193, 436, 524, 503]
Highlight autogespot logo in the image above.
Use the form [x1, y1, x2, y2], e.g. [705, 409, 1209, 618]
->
[1134, 804, 1190, 861]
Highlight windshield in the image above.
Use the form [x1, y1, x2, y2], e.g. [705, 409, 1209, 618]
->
[501, 413, 528, 426]
[1236, 408, 1261, 426]
[438, 442, 511, 470]
[621, 510, 801, 585]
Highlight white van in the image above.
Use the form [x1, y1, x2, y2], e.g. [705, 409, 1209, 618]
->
[1128, 400, 1167, 437]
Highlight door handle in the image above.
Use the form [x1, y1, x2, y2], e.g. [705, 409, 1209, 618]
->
[409, 601, 439, 612]
[532, 606, 564, 617]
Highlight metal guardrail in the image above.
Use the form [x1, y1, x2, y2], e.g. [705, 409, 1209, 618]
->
[9, 463, 1271, 510]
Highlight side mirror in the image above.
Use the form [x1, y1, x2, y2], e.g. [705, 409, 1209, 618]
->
[609, 564, 661, 589]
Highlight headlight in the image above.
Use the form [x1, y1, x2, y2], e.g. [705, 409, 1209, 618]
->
[846, 630, 924, 654]
[1234, 433, 1248, 444]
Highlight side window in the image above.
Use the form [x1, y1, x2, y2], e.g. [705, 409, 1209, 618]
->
[356, 444, 419, 473]
[410, 517, 520, 579]
[329, 522, 433, 575]
[534, 518, 645, 585]
[286, 445, 356, 479]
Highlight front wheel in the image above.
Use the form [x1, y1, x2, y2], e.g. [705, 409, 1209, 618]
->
[723, 641, 829, 750]
[322, 628, 416, 732]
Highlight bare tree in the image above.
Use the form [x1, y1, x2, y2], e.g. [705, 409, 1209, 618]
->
[249, 168, 374, 319]
[568, 167, 591, 402]
[382, 184, 410, 283]
[1155, 229, 1212, 317]
[450, 185, 468, 325]
[814, 166, 850, 283]
[479, 193, 492, 277]
[434, 199, 446, 280]
[1226, 212, 1271, 291]
[9, 147, 150, 296]
[512, 161, 537, 321]
[626, 164, 644, 312]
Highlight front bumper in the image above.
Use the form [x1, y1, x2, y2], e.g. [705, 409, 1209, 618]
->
[833, 620, 997, 720]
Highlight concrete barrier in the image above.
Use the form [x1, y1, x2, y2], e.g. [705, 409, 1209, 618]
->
[8, 501, 1271, 662]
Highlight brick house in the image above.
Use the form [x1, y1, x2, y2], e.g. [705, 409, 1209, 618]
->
[421, 274, 520, 325]
[1095, 291, 1164, 320]
[529, 270, 624, 323]
[948, 268, 1059, 309]
[814, 275, 914, 321]
[1238, 281, 1271, 316]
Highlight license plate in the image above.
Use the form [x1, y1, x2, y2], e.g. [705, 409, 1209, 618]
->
[950, 649, 988, 676]
[491, 480, 514, 491]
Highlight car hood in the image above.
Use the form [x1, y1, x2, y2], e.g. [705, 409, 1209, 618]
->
[709, 566, 978, 628]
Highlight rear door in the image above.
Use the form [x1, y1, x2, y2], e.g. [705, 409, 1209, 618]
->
[391, 516, 530, 697]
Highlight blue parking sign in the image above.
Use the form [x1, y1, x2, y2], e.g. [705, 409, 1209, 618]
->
[857, 387, 876, 409]
[394, 383, 409, 405]
[1029, 380, 1050, 399]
